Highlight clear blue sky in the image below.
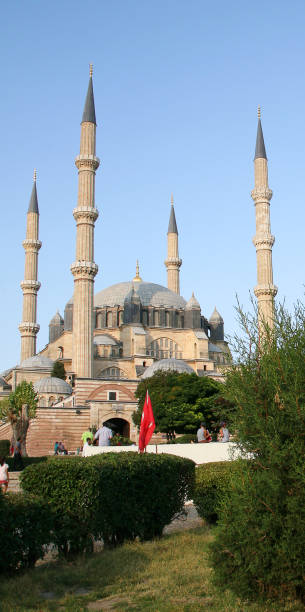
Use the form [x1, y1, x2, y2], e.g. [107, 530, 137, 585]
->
[1, 0, 305, 371]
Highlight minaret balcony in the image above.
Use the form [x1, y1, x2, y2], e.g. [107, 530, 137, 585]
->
[73, 207, 99, 223]
[71, 260, 98, 280]
[20, 280, 41, 292]
[75, 154, 100, 171]
[251, 187, 273, 202]
[254, 284, 278, 298]
[252, 234, 275, 249]
[22, 239, 42, 252]
[18, 322, 40, 334]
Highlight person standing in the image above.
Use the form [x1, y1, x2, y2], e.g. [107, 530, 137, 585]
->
[218, 421, 230, 442]
[94, 423, 113, 446]
[0, 457, 9, 493]
[12, 438, 24, 471]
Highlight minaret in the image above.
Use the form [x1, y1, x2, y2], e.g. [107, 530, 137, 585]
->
[19, 170, 41, 362]
[251, 107, 277, 330]
[164, 194, 182, 294]
[71, 65, 99, 377]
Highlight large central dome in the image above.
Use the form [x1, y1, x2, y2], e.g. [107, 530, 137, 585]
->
[94, 281, 186, 309]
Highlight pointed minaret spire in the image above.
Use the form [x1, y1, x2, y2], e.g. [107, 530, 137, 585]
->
[168, 195, 178, 234]
[165, 194, 182, 294]
[82, 64, 96, 124]
[28, 169, 39, 213]
[19, 173, 42, 362]
[255, 106, 267, 160]
[71, 69, 100, 377]
[251, 108, 277, 331]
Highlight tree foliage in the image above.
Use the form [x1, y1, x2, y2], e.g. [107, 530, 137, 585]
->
[51, 360, 66, 381]
[133, 371, 223, 433]
[211, 301, 305, 603]
[0, 381, 38, 455]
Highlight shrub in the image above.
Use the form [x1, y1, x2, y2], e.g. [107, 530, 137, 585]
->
[6, 456, 48, 471]
[210, 301, 305, 603]
[110, 435, 133, 446]
[193, 461, 239, 523]
[21, 453, 195, 556]
[20, 457, 96, 558]
[170, 434, 197, 444]
[0, 492, 53, 573]
[88, 452, 195, 545]
[0, 439, 10, 456]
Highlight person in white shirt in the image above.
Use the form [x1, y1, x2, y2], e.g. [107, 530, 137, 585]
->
[0, 457, 9, 493]
[82, 438, 92, 455]
[94, 423, 113, 446]
[218, 421, 230, 443]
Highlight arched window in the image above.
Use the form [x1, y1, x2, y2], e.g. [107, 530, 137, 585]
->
[165, 311, 170, 327]
[106, 312, 113, 328]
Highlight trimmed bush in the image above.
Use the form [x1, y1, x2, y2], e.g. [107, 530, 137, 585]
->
[89, 452, 195, 545]
[0, 439, 10, 456]
[0, 492, 53, 573]
[170, 434, 197, 444]
[21, 452, 195, 556]
[193, 461, 239, 523]
[6, 456, 48, 471]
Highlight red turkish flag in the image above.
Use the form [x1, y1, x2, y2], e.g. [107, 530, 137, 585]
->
[138, 390, 155, 452]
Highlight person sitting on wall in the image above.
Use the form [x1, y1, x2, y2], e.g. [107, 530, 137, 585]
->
[197, 422, 212, 443]
[218, 421, 230, 443]
[94, 423, 113, 447]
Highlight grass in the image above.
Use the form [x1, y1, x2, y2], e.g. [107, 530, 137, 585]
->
[0, 525, 303, 612]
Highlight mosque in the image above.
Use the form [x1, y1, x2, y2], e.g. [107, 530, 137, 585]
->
[0, 69, 275, 454]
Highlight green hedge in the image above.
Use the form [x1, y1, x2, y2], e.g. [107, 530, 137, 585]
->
[20, 452, 195, 556]
[0, 492, 53, 573]
[0, 440, 10, 456]
[6, 456, 48, 471]
[193, 461, 239, 523]
[170, 434, 197, 444]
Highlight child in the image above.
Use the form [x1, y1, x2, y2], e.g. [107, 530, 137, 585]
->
[0, 457, 9, 493]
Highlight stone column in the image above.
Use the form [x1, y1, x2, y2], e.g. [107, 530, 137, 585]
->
[19, 170, 41, 362]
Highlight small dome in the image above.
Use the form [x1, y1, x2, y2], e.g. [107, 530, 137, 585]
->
[209, 307, 223, 323]
[49, 310, 64, 325]
[141, 358, 195, 379]
[34, 377, 72, 394]
[94, 334, 118, 346]
[21, 355, 55, 369]
[186, 292, 201, 310]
